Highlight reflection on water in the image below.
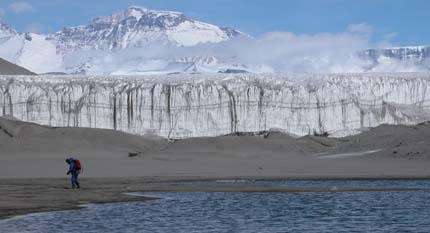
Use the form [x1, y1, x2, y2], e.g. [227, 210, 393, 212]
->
[1, 180, 430, 233]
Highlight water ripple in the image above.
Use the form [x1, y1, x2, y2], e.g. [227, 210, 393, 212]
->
[1, 180, 430, 233]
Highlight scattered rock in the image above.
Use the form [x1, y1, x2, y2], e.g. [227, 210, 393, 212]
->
[167, 138, 176, 143]
[313, 131, 329, 137]
[128, 151, 141, 157]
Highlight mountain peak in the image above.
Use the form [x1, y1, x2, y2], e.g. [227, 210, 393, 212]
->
[126, 5, 184, 17]
[0, 19, 17, 36]
[93, 5, 188, 25]
[49, 5, 241, 51]
[126, 6, 148, 20]
[127, 5, 148, 11]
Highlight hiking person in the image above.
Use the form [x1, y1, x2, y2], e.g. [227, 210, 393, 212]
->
[66, 157, 81, 189]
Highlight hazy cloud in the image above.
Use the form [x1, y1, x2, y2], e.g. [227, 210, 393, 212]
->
[371, 57, 429, 72]
[0, 8, 5, 17]
[9, 2, 35, 14]
[347, 23, 374, 35]
[227, 31, 370, 72]
[373, 32, 399, 48]
[383, 32, 398, 41]
[59, 23, 426, 74]
[65, 29, 375, 74]
[24, 23, 51, 34]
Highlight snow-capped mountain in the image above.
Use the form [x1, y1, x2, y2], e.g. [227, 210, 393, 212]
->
[359, 46, 430, 71]
[0, 20, 63, 74]
[48, 6, 242, 53]
[361, 46, 430, 60]
[0, 20, 16, 37]
[1, 6, 430, 75]
[0, 6, 245, 74]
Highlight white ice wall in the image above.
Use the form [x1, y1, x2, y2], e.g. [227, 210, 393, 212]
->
[1, 73, 430, 138]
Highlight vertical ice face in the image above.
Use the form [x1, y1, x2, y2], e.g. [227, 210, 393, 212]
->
[1, 73, 430, 138]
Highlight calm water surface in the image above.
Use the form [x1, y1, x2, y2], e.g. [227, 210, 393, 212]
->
[1, 180, 430, 233]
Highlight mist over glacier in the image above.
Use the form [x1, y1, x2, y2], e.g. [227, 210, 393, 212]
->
[62, 30, 430, 75]
[62, 31, 371, 74]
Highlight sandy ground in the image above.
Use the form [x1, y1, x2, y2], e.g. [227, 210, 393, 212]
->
[1, 116, 430, 179]
[1, 116, 430, 219]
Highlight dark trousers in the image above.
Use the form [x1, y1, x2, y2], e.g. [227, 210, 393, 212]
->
[71, 170, 80, 188]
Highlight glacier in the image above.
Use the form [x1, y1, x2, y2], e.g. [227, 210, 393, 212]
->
[1, 73, 430, 138]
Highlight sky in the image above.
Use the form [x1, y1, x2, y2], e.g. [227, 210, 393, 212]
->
[0, 0, 429, 46]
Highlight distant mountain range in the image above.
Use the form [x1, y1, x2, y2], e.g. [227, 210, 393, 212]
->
[359, 46, 430, 71]
[0, 6, 429, 75]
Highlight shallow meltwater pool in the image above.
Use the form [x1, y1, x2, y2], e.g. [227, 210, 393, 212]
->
[2, 180, 430, 233]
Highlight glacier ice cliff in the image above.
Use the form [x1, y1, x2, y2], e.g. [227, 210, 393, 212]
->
[1, 73, 430, 138]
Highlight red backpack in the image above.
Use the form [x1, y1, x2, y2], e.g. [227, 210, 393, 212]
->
[74, 159, 82, 170]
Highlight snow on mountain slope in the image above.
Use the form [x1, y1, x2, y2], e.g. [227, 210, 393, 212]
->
[0, 31, 62, 74]
[0, 20, 16, 37]
[166, 20, 234, 46]
[0, 19, 21, 61]
[0, 6, 244, 74]
[48, 6, 242, 53]
[17, 34, 63, 73]
[0, 33, 24, 62]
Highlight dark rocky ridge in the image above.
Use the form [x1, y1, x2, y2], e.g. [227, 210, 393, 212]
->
[0, 58, 35, 75]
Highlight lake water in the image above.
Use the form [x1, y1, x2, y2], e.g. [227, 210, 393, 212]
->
[2, 180, 430, 233]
